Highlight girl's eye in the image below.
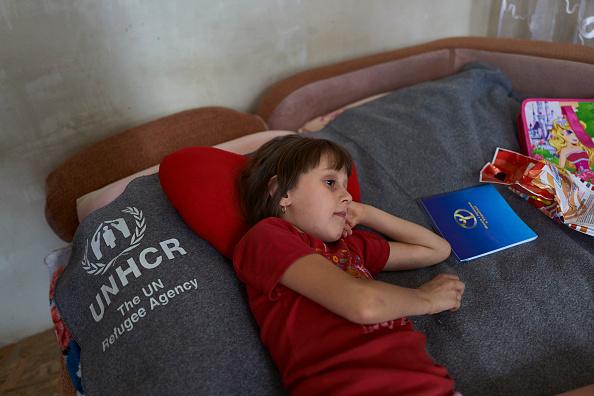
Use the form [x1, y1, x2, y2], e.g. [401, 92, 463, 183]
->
[566, 130, 574, 135]
[325, 179, 336, 188]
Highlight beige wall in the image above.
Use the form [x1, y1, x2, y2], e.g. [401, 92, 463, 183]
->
[0, 0, 493, 345]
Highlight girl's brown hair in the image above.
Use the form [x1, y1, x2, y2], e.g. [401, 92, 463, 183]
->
[239, 135, 353, 226]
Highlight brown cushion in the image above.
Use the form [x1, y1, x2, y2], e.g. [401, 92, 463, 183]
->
[45, 107, 267, 242]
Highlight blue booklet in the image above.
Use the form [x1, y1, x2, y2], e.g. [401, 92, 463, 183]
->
[419, 184, 537, 262]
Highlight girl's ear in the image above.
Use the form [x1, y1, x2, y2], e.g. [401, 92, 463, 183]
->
[267, 175, 279, 198]
[268, 175, 278, 197]
[268, 175, 291, 206]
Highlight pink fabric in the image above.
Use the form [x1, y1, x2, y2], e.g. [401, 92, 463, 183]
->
[76, 165, 159, 221]
[233, 217, 454, 396]
[298, 92, 390, 132]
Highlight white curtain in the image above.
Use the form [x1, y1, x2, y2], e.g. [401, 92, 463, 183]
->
[496, 0, 594, 45]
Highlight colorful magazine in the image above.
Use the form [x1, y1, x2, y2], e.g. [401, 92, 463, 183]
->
[518, 98, 594, 183]
[480, 147, 594, 237]
[419, 185, 537, 262]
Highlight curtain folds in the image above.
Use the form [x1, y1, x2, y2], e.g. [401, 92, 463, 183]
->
[496, 0, 594, 45]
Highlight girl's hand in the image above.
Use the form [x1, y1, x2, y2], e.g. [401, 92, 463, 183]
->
[417, 273, 465, 314]
[342, 201, 367, 238]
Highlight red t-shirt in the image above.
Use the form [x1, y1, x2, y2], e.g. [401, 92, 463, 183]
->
[233, 217, 454, 395]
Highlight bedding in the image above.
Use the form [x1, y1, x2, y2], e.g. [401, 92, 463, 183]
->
[46, 245, 83, 393]
[47, 37, 594, 395]
[311, 63, 594, 395]
[54, 174, 285, 395]
[298, 92, 390, 132]
[53, 62, 594, 395]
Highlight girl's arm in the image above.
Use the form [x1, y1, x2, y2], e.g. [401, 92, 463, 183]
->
[279, 253, 464, 324]
[345, 202, 451, 271]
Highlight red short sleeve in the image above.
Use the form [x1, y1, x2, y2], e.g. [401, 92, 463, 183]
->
[345, 230, 390, 276]
[233, 218, 316, 300]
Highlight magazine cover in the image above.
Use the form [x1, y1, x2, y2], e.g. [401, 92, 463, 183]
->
[419, 185, 537, 262]
[480, 147, 594, 237]
[519, 99, 594, 183]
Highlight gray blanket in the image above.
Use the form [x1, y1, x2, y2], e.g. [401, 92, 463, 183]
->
[315, 63, 594, 395]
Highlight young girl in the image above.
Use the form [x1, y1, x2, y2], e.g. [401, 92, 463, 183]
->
[233, 134, 465, 395]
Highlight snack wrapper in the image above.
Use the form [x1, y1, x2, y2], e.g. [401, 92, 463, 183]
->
[480, 148, 594, 236]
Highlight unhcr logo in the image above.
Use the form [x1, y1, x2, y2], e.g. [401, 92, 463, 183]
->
[82, 207, 146, 275]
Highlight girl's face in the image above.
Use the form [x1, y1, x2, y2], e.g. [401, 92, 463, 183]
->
[280, 154, 352, 242]
[561, 129, 579, 145]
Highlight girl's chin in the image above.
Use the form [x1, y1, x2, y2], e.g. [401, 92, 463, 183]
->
[305, 222, 345, 242]
[326, 230, 344, 243]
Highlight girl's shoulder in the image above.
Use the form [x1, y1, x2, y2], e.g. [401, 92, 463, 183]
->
[233, 217, 314, 263]
[242, 217, 307, 244]
[251, 216, 294, 233]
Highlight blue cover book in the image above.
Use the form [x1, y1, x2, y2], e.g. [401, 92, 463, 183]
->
[419, 184, 537, 262]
